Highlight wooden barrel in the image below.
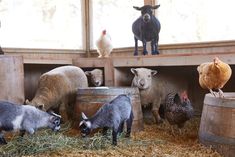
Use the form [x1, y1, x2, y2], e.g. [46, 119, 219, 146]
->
[199, 93, 235, 157]
[0, 56, 25, 104]
[74, 87, 144, 132]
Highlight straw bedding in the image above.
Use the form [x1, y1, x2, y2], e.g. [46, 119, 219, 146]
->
[0, 117, 221, 157]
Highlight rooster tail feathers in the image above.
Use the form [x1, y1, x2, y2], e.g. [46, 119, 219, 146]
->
[173, 93, 181, 105]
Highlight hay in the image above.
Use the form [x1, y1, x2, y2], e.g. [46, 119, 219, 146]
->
[0, 117, 222, 157]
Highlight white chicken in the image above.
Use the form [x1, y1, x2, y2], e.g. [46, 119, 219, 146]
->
[95, 30, 113, 58]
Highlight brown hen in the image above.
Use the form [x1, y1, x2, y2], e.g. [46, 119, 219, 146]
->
[197, 57, 232, 97]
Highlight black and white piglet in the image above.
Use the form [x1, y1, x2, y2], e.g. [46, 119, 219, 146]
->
[79, 94, 134, 145]
[0, 101, 61, 144]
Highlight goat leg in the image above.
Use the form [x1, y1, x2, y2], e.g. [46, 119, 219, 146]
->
[142, 41, 148, 55]
[125, 111, 133, 138]
[19, 130, 26, 137]
[134, 36, 138, 56]
[118, 122, 124, 134]
[0, 137, 7, 145]
[151, 39, 159, 55]
[102, 127, 109, 136]
[112, 129, 118, 146]
[0, 132, 7, 144]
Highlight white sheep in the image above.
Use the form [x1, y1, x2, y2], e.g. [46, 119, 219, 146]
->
[26, 66, 88, 122]
[0, 101, 61, 144]
[85, 69, 103, 87]
[131, 68, 187, 124]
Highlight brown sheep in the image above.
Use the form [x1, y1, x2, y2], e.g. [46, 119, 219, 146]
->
[26, 66, 88, 122]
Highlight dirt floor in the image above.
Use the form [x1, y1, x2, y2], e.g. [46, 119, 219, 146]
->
[22, 117, 221, 157]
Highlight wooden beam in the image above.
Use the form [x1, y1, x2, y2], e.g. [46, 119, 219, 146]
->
[73, 58, 114, 86]
[112, 53, 235, 67]
[144, 0, 154, 5]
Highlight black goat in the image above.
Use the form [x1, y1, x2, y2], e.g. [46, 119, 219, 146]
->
[132, 5, 161, 56]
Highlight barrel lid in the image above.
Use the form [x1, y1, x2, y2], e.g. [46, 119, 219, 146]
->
[204, 93, 235, 108]
[77, 86, 140, 95]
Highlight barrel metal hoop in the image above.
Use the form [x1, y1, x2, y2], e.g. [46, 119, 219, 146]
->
[204, 94, 235, 108]
[199, 132, 235, 146]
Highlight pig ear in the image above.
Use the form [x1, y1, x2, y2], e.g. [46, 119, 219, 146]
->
[81, 112, 88, 120]
[152, 5, 160, 9]
[85, 71, 91, 76]
[151, 70, 158, 76]
[131, 68, 138, 75]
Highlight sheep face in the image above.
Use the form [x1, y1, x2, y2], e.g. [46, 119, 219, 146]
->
[85, 69, 103, 87]
[48, 112, 61, 132]
[79, 112, 92, 137]
[131, 68, 157, 90]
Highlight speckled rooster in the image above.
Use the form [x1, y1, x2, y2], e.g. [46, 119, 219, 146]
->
[159, 91, 194, 134]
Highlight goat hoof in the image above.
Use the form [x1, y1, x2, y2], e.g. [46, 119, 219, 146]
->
[143, 51, 148, 55]
[112, 141, 117, 146]
[152, 51, 159, 55]
[0, 138, 7, 145]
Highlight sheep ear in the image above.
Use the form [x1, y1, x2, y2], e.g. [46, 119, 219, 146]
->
[133, 6, 141, 10]
[151, 70, 158, 76]
[131, 68, 138, 75]
[38, 104, 44, 110]
[152, 5, 160, 9]
[81, 112, 88, 120]
[85, 71, 91, 76]
[197, 66, 200, 72]
[25, 99, 30, 105]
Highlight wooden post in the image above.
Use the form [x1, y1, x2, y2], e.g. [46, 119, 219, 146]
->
[0, 56, 25, 104]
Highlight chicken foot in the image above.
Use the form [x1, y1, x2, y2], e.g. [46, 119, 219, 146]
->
[209, 89, 224, 98]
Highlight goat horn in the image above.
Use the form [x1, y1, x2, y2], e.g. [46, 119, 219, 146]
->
[50, 112, 62, 118]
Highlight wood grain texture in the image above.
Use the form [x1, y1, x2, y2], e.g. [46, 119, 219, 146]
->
[74, 87, 144, 132]
[199, 93, 235, 157]
[0, 56, 24, 104]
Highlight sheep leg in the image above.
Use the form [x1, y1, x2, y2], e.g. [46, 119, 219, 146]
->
[142, 41, 148, 55]
[152, 99, 163, 124]
[59, 102, 69, 122]
[152, 109, 163, 124]
[134, 37, 138, 56]
[112, 129, 118, 146]
[125, 111, 134, 138]
[0, 132, 7, 144]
